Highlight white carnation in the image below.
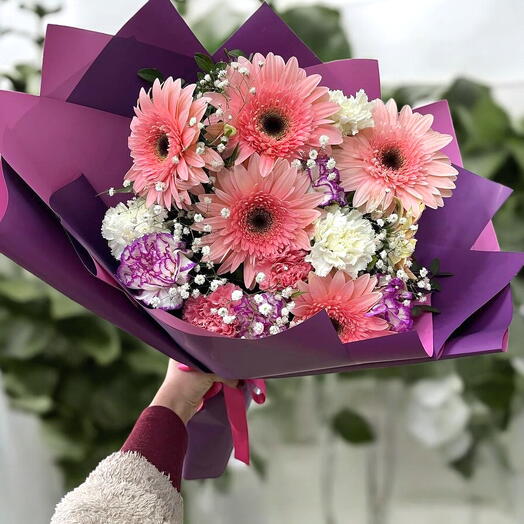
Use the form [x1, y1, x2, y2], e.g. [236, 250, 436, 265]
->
[101, 197, 169, 260]
[306, 207, 378, 278]
[329, 88, 374, 136]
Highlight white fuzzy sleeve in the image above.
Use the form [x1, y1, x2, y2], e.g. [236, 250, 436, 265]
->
[50, 451, 183, 524]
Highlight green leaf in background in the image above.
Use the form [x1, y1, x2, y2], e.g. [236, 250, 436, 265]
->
[468, 93, 512, 147]
[443, 78, 491, 110]
[46, 288, 87, 319]
[331, 408, 375, 444]
[57, 317, 121, 366]
[450, 443, 476, 479]
[0, 278, 46, 302]
[462, 149, 509, 180]
[280, 6, 352, 62]
[456, 356, 516, 430]
[124, 344, 168, 376]
[41, 419, 89, 462]
[0, 317, 53, 359]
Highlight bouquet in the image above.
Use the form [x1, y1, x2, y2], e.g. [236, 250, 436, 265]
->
[1, 0, 523, 479]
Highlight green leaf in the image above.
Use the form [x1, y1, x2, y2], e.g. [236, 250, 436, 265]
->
[469, 94, 511, 146]
[194, 52, 215, 73]
[137, 68, 165, 84]
[124, 345, 167, 376]
[47, 288, 87, 319]
[443, 78, 490, 110]
[507, 137, 524, 174]
[450, 443, 476, 479]
[11, 395, 53, 414]
[41, 419, 89, 461]
[91, 375, 153, 431]
[3, 364, 58, 396]
[0, 278, 46, 302]
[0, 317, 53, 359]
[251, 449, 267, 479]
[57, 317, 121, 366]
[225, 48, 245, 58]
[429, 259, 440, 275]
[281, 6, 351, 62]
[331, 408, 375, 444]
[456, 357, 516, 429]
[412, 305, 440, 317]
[462, 149, 509, 180]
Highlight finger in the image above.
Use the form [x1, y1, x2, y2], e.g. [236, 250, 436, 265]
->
[209, 375, 239, 389]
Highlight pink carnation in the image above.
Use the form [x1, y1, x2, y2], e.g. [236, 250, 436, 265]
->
[182, 283, 241, 337]
[258, 248, 312, 291]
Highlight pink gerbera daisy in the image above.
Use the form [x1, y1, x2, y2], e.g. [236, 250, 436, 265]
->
[206, 53, 342, 177]
[293, 271, 391, 344]
[126, 77, 223, 209]
[335, 99, 458, 216]
[195, 154, 322, 288]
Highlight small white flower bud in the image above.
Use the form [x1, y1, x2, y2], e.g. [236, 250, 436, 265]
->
[231, 290, 243, 301]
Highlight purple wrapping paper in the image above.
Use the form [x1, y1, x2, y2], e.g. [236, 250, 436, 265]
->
[1, 0, 523, 479]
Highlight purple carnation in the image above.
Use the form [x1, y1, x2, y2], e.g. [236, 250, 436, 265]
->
[306, 156, 346, 207]
[117, 233, 195, 310]
[367, 277, 414, 333]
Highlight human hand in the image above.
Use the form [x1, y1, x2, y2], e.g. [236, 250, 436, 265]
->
[151, 359, 238, 424]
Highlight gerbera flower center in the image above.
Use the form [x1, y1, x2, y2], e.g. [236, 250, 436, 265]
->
[330, 316, 344, 334]
[155, 133, 170, 160]
[380, 146, 404, 170]
[246, 207, 274, 234]
[258, 109, 289, 140]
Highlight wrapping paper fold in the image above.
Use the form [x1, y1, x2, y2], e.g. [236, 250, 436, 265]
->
[0, 0, 522, 479]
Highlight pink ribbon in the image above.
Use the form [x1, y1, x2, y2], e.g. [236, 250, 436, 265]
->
[178, 364, 266, 465]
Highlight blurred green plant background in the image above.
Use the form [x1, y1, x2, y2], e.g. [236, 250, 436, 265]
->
[0, 0, 523, 508]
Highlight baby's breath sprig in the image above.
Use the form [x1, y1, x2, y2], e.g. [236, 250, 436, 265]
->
[98, 180, 134, 198]
[194, 52, 229, 96]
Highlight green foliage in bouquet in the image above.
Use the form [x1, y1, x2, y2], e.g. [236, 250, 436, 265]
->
[0, 0, 523, 490]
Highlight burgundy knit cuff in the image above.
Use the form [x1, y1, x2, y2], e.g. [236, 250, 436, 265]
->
[121, 405, 188, 490]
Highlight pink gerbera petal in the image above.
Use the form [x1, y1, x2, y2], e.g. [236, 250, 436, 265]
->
[206, 53, 342, 169]
[294, 271, 392, 344]
[335, 99, 458, 216]
[195, 155, 323, 288]
[125, 78, 213, 209]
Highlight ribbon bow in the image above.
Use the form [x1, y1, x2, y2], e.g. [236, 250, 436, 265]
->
[178, 364, 266, 465]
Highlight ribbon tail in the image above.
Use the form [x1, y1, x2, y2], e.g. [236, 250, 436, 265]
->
[223, 384, 250, 465]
